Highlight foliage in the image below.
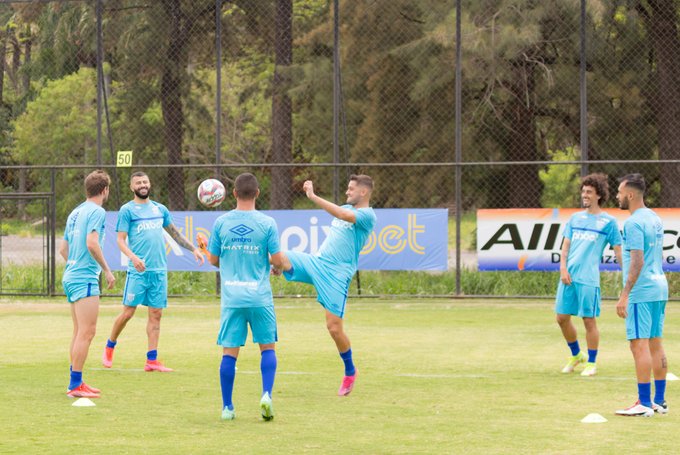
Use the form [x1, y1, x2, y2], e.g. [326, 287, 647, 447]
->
[538, 147, 580, 208]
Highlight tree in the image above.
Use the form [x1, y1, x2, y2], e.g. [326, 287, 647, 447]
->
[270, 0, 293, 209]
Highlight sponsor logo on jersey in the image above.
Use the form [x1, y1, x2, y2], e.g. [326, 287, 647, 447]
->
[230, 224, 254, 243]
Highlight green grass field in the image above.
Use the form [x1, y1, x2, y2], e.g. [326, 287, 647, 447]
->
[0, 297, 677, 454]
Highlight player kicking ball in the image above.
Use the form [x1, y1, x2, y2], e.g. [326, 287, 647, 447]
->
[202, 173, 286, 421]
[555, 173, 622, 377]
[271, 175, 376, 396]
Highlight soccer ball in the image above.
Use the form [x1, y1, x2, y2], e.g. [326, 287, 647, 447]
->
[197, 179, 226, 208]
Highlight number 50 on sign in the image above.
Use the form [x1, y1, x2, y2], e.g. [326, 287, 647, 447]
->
[117, 151, 133, 167]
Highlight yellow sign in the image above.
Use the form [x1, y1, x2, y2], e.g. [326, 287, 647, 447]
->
[116, 151, 133, 167]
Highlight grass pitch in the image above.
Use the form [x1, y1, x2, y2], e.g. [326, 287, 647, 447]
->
[0, 297, 678, 454]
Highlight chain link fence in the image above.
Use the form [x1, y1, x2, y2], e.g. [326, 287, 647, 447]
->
[1, 1, 679, 297]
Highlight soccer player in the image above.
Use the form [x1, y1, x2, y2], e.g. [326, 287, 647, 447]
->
[102, 171, 204, 372]
[614, 174, 669, 417]
[203, 173, 285, 421]
[60, 170, 116, 398]
[272, 174, 376, 396]
[556, 173, 622, 377]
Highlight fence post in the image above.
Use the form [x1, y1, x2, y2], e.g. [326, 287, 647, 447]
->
[332, 0, 340, 204]
[579, 0, 588, 177]
[96, 0, 103, 166]
[215, 0, 222, 179]
[50, 168, 56, 296]
[454, 0, 462, 297]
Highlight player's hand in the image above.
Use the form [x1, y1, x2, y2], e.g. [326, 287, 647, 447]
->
[196, 233, 209, 255]
[616, 294, 628, 319]
[104, 270, 115, 290]
[303, 180, 315, 199]
[560, 269, 572, 285]
[192, 247, 205, 265]
[132, 255, 146, 272]
[270, 266, 282, 276]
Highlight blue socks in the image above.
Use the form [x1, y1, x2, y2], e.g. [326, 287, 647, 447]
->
[588, 349, 597, 363]
[567, 341, 580, 356]
[638, 382, 652, 408]
[340, 349, 356, 376]
[106, 339, 117, 349]
[69, 370, 83, 390]
[260, 349, 277, 396]
[654, 379, 667, 405]
[220, 355, 237, 409]
[147, 350, 157, 361]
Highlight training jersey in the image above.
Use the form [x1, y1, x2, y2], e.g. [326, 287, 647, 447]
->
[622, 207, 668, 303]
[208, 210, 280, 308]
[116, 200, 172, 272]
[316, 205, 377, 277]
[62, 201, 106, 284]
[562, 211, 622, 287]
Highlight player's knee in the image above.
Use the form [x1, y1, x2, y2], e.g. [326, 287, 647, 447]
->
[556, 314, 570, 326]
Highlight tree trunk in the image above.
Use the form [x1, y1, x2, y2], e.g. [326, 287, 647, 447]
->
[161, 0, 188, 210]
[503, 60, 541, 208]
[270, 0, 293, 209]
[643, 0, 680, 207]
[22, 28, 31, 97]
[0, 29, 6, 107]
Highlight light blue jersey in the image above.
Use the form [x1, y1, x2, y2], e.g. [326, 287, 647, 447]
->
[116, 200, 172, 272]
[317, 206, 377, 276]
[63, 201, 106, 284]
[562, 211, 622, 287]
[622, 208, 668, 303]
[208, 210, 280, 308]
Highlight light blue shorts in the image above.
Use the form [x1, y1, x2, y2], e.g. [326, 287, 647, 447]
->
[217, 306, 277, 347]
[555, 282, 600, 318]
[626, 301, 666, 340]
[283, 251, 351, 318]
[122, 271, 168, 309]
[63, 281, 100, 304]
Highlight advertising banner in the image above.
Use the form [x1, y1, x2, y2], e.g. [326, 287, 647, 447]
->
[104, 208, 448, 272]
[477, 208, 680, 271]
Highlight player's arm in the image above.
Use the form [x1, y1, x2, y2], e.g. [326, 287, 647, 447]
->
[117, 231, 146, 272]
[616, 249, 643, 319]
[164, 224, 205, 265]
[207, 251, 219, 267]
[613, 244, 623, 268]
[559, 238, 572, 285]
[303, 180, 356, 223]
[86, 231, 115, 289]
[269, 251, 288, 276]
[59, 239, 69, 261]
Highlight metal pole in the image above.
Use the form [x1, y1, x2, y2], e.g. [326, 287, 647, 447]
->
[215, 0, 222, 179]
[96, 0, 103, 166]
[50, 168, 56, 296]
[332, 0, 340, 203]
[454, 0, 462, 296]
[579, 0, 588, 177]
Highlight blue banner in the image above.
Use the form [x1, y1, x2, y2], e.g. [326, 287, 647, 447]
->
[103, 209, 448, 272]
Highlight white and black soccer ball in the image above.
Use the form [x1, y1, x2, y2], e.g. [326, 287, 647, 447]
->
[197, 179, 226, 208]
